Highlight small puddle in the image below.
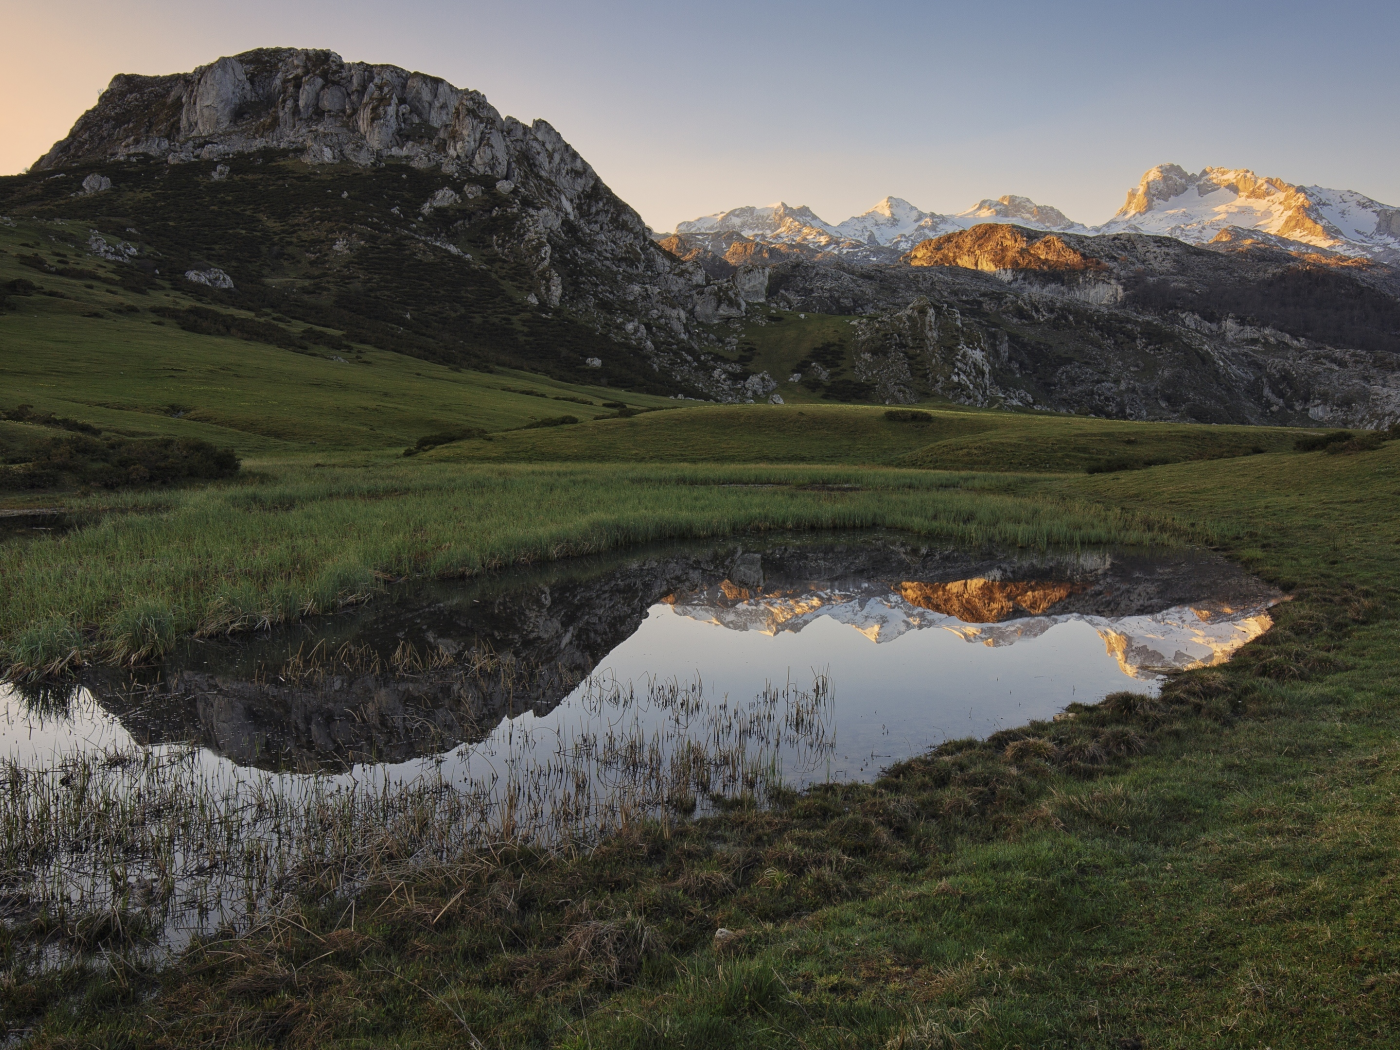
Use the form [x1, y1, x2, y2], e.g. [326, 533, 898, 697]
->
[0, 532, 1281, 955]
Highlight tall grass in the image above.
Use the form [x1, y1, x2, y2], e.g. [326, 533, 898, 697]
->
[0, 461, 1199, 674]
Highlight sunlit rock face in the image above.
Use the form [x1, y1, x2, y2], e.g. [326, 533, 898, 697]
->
[897, 578, 1082, 621]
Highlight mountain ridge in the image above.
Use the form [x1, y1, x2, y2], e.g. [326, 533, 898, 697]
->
[9, 48, 1400, 430]
[673, 166, 1400, 266]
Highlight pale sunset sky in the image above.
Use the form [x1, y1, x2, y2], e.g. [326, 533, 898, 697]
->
[2, 0, 1395, 231]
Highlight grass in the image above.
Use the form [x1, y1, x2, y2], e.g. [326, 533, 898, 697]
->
[425, 402, 1301, 470]
[3, 261, 1400, 1045]
[0, 460, 1185, 673]
[0, 217, 671, 455]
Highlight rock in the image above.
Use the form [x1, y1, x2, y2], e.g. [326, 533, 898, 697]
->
[788, 372, 802, 383]
[713, 927, 747, 953]
[319, 84, 348, 114]
[185, 268, 235, 289]
[420, 187, 460, 215]
[183, 56, 251, 136]
[694, 283, 746, 323]
[769, 393, 785, 404]
[80, 173, 111, 195]
[88, 231, 137, 261]
[297, 76, 324, 119]
[585, 357, 602, 368]
[211, 164, 230, 181]
[743, 372, 777, 399]
[495, 179, 515, 194]
[733, 264, 770, 302]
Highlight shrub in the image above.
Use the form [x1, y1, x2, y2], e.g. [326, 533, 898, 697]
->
[1294, 430, 1354, 452]
[521, 415, 580, 429]
[404, 428, 488, 455]
[884, 409, 933, 423]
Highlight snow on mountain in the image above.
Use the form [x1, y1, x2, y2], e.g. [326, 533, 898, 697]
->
[956, 195, 1087, 233]
[667, 585, 1275, 679]
[676, 202, 855, 253]
[831, 196, 961, 251]
[671, 168, 1400, 266]
[672, 194, 1085, 260]
[1099, 164, 1400, 263]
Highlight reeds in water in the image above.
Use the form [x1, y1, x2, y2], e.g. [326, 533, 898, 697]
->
[0, 669, 832, 962]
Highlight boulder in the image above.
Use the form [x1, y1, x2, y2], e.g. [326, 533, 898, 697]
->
[185, 268, 235, 290]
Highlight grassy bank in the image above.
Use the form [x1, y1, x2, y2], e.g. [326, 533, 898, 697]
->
[4, 440, 1398, 1047]
[2, 459, 1188, 675]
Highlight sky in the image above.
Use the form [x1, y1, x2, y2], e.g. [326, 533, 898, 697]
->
[2, 0, 1396, 231]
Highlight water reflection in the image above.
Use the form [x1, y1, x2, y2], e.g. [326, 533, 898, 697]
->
[65, 534, 1281, 774]
[1, 534, 1282, 953]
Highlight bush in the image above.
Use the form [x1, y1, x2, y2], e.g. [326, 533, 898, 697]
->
[404, 427, 489, 455]
[1085, 456, 1173, 475]
[520, 415, 580, 430]
[1295, 430, 1354, 452]
[0, 434, 240, 491]
[884, 409, 933, 423]
[1, 403, 101, 435]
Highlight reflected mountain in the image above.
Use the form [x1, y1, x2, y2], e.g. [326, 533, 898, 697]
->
[668, 572, 1279, 678]
[82, 534, 1282, 771]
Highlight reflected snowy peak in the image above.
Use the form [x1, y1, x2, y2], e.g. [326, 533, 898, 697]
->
[667, 574, 1280, 678]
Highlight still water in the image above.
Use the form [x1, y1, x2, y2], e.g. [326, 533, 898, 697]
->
[0, 533, 1281, 948]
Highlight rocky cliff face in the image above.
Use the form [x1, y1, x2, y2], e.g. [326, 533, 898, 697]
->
[22, 48, 792, 401]
[904, 225, 1106, 272]
[762, 226, 1400, 426]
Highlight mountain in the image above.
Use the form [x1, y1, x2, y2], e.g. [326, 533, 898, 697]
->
[831, 197, 961, 252]
[11, 56, 1400, 428]
[956, 195, 1087, 233]
[671, 194, 1083, 263]
[754, 225, 1400, 426]
[674, 167, 1400, 265]
[11, 47, 777, 401]
[674, 203, 893, 265]
[1099, 165, 1400, 264]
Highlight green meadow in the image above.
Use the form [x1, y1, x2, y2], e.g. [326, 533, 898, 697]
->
[3, 216, 1399, 1046]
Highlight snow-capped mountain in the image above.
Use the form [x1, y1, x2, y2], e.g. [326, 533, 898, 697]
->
[676, 202, 855, 252]
[669, 167, 1400, 266]
[671, 193, 1085, 262]
[1099, 165, 1400, 263]
[956, 195, 1087, 233]
[666, 581, 1277, 679]
[831, 196, 961, 251]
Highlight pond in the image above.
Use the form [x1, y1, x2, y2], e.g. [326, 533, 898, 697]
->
[0, 532, 1281, 953]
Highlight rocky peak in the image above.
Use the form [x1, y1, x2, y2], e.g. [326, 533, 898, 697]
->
[1102, 164, 1400, 263]
[832, 197, 957, 250]
[32, 47, 620, 230]
[903, 224, 1105, 272]
[958, 195, 1081, 232]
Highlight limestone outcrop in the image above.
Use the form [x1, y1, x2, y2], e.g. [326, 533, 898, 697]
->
[34, 47, 790, 402]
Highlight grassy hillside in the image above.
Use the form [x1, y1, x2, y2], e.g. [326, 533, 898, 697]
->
[0, 155, 670, 391]
[0, 217, 672, 454]
[426, 401, 1301, 471]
